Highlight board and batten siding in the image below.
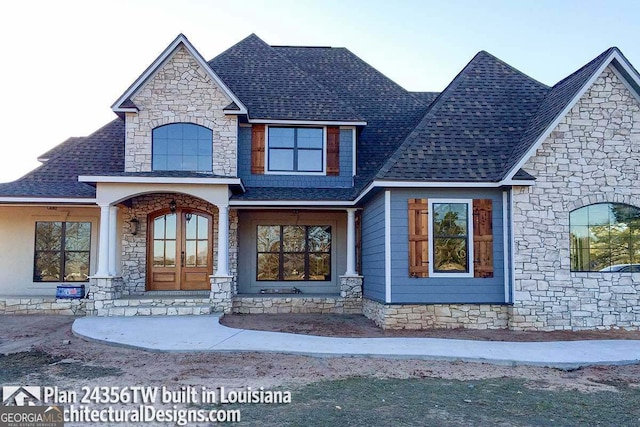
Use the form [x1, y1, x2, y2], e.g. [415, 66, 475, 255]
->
[361, 191, 386, 302]
[390, 188, 507, 304]
[237, 126, 354, 188]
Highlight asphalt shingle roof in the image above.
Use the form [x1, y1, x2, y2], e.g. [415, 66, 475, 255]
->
[273, 45, 435, 182]
[0, 36, 627, 201]
[209, 34, 363, 122]
[232, 187, 356, 201]
[0, 119, 124, 198]
[377, 51, 550, 181]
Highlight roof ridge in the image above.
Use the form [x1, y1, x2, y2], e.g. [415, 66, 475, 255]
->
[36, 118, 122, 165]
[549, 47, 616, 89]
[374, 51, 485, 179]
[272, 45, 335, 49]
[208, 33, 263, 64]
[476, 50, 551, 89]
[268, 44, 363, 120]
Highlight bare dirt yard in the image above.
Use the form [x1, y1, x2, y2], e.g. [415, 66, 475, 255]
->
[2, 315, 640, 426]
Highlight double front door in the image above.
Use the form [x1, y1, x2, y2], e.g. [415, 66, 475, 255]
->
[148, 209, 212, 290]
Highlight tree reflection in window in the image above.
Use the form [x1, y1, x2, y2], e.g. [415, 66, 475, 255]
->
[433, 203, 469, 273]
[34, 222, 91, 282]
[257, 225, 331, 281]
[570, 203, 640, 272]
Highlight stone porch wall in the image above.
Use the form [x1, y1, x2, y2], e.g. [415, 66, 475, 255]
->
[125, 45, 237, 176]
[233, 276, 363, 314]
[363, 299, 509, 330]
[121, 193, 238, 294]
[0, 297, 88, 315]
[511, 66, 640, 330]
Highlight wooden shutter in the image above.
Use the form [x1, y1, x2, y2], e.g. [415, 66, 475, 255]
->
[408, 198, 429, 278]
[326, 126, 340, 176]
[473, 199, 494, 278]
[251, 124, 265, 174]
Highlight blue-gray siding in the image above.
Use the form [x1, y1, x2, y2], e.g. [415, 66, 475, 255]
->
[389, 188, 507, 304]
[238, 126, 353, 188]
[361, 191, 386, 302]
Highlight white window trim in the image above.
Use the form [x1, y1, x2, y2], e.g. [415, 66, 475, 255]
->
[264, 125, 327, 175]
[428, 198, 474, 278]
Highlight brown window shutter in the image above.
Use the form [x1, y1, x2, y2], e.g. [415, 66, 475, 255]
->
[326, 126, 340, 176]
[251, 124, 265, 174]
[408, 198, 429, 278]
[473, 199, 494, 278]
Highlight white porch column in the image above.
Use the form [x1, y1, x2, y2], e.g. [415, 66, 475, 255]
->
[345, 208, 357, 276]
[108, 205, 118, 276]
[215, 204, 230, 276]
[96, 203, 111, 277]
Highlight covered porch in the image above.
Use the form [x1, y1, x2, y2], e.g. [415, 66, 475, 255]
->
[81, 176, 363, 316]
[82, 175, 238, 316]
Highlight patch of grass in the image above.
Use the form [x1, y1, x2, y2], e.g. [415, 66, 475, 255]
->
[0, 351, 122, 383]
[0, 351, 61, 383]
[213, 377, 640, 427]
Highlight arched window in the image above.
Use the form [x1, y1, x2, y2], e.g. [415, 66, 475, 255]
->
[570, 203, 640, 272]
[152, 123, 212, 172]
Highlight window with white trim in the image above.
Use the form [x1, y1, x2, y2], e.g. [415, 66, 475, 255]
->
[428, 199, 474, 277]
[267, 127, 324, 173]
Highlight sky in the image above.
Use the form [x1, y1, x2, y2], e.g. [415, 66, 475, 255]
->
[1, 0, 639, 182]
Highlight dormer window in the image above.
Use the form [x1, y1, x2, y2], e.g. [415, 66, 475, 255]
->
[267, 127, 324, 173]
[152, 123, 212, 172]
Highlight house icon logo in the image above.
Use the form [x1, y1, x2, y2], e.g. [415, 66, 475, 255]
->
[2, 386, 42, 406]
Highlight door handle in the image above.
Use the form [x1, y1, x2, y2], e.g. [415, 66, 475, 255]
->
[181, 251, 185, 267]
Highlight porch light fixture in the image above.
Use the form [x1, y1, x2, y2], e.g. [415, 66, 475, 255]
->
[185, 212, 193, 222]
[169, 199, 177, 213]
[130, 218, 140, 236]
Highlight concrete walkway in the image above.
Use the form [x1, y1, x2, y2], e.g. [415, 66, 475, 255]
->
[72, 315, 640, 369]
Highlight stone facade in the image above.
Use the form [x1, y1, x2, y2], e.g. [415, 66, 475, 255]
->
[90, 296, 213, 317]
[88, 277, 124, 300]
[125, 46, 237, 176]
[233, 276, 363, 314]
[511, 66, 640, 330]
[210, 276, 233, 313]
[0, 297, 87, 315]
[121, 193, 238, 294]
[363, 299, 509, 330]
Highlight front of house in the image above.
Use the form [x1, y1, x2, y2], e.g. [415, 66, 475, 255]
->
[0, 34, 638, 330]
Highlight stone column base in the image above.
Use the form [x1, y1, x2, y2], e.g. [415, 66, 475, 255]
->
[339, 275, 363, 314]
[88, 276, 124, 301]
[210, 275, 233, 313]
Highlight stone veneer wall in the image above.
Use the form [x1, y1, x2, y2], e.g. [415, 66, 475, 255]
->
[363, 299, 509, 330]
[125, 46, 237, 176]
[0, 298, 87, 315]
[121, 193, 238, 294]
[511, 66, 640, 330]
[233, 276, 363, 315]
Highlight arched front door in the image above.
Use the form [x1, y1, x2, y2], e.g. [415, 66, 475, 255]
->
[147, 209, 212, 290]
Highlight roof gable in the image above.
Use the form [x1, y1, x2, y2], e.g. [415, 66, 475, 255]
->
[503, 47, 640, 180]
[112, 34, 247, 115]
[376, 51, 549, 182]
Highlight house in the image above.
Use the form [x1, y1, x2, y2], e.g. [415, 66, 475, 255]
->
[0, 34, 638, 331]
